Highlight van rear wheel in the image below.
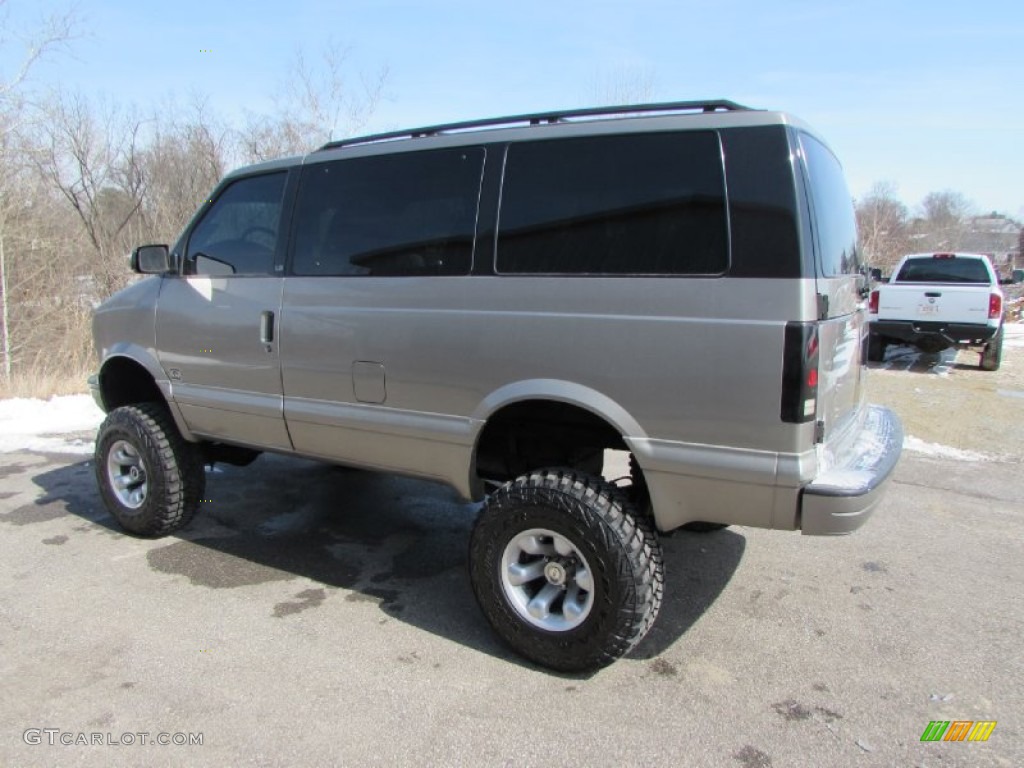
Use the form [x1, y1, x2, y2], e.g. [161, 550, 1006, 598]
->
[469, 469, 663, 672]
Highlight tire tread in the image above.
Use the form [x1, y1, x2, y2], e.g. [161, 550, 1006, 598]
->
[471, 468, 663, 671]
[95, 402, 204, 536]
[980, 325, 1003, 371]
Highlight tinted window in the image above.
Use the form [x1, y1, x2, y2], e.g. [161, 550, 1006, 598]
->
[187, 172, 286, 276]
[800, 134, 860, 277]
[721, 127, 803, 278]
[291, 148, 485, 276]
[895, 257, 991, 284]
[497, 132, 727, 275]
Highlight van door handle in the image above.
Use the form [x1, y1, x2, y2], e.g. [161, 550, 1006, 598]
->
[924, 292, 942, 298]
[260, 311, 275, 343]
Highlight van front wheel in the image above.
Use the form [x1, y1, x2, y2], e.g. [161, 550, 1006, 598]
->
[469, 469, 664, 672]
[95, 402, 205, 537]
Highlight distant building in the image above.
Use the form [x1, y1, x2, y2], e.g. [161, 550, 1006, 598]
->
[962, 214, 1022, 272]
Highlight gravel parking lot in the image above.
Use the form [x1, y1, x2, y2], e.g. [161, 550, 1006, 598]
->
[1, 328, 1022, 767]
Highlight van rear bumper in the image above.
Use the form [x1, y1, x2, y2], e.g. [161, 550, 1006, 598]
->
[800, 405, 903, 535]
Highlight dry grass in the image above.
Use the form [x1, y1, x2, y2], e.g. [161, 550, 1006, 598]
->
[1, 317, 95, 400]
[0, 366, 93, 400]
[867, 337, 1024, 462]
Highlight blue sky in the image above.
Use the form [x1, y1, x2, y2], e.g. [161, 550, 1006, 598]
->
[4, 0, 1023, 217]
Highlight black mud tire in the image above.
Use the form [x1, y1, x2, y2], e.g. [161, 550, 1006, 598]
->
[469, 469, 664, 672]
[94, 402, 205, 537]
[629, 454, 728, 533]
[867, 333, 886, 362]
[980, 325, 1003, 372]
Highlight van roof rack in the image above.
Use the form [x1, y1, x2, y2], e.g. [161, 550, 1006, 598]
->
[318, 99, 752, 151]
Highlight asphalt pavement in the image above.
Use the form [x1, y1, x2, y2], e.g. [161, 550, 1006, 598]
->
[1, 438, 1020, 767]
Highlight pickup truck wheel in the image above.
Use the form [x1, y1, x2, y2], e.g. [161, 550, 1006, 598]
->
[980, 325, 1003, 371]
[95, 402, 205, 537]
[469, 469, 664, 672]
[867, 333, 886, 362]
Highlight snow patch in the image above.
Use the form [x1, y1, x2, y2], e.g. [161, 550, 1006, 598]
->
[881, 344, 956, 374]
[0, 394, 104, 454]
[903, 435, 991, 462]
[882, 345, 921, 366]
[1004, 322, 1024, 348]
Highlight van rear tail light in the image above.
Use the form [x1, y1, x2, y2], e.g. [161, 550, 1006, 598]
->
[781, 322, 819, 423]
[989, 293, 1002, 319]
[868, 289, 879, 314]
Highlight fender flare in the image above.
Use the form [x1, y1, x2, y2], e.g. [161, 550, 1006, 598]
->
[464, 379, 647, 498]
[97, 347, 198, 442]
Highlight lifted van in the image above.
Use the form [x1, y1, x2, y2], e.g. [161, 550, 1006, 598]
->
[90, 100, 902, 671]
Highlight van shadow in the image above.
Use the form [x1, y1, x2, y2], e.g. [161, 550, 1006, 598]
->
[16, 452, 745, 676]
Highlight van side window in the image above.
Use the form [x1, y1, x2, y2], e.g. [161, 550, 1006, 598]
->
[186, 172, 287, 276]
[799, 134, 860, 277]
[496, 132, 727, 275]
[720, 127, 803, 279]
[291, 148, 485, 276]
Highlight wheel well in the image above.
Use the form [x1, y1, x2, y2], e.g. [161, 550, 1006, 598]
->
[474, 400, 626, 483]
[98, 357, 164, 411]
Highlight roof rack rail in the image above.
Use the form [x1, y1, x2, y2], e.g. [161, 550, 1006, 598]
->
[317, 99, 752, 151]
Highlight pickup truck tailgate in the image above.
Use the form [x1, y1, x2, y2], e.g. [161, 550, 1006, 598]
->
[877, 284, 993, 325]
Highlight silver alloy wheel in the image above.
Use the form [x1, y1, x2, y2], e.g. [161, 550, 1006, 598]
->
[500, 528, 595, 631]
[106, 439, 148, 509]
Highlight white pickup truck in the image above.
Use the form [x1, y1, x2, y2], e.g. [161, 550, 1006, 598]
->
[868, 252, 1005, 370]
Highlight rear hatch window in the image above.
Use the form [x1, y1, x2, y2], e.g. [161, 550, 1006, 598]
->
[799, 133, 860, 279]
[797, 131, 864, 445]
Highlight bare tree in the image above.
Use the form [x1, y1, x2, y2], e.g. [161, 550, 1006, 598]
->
[914, 190, 975, 251]
[140, 96, 229, 243]
[855, 181, 910, 272]
[0, 134, 28, 385]
[0, 96, 96, 393]
[0, 1, 79, 387]
[237, 41, 388, 162]
[0, 0, 77, 124]
[589, 66, 657, 105]
[32, 91, 148, 296]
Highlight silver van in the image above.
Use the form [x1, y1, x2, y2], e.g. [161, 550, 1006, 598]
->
[90, 100, 902, 671]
